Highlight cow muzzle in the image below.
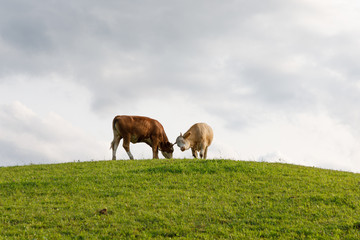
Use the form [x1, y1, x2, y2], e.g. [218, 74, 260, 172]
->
[162, 151, 173, 159]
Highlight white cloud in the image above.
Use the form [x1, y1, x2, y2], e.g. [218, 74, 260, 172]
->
[0, 101, 107, 166]
[230, 112, 360, 172]
[1, 1, 360, 172]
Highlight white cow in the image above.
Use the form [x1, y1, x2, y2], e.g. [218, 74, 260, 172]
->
[175, 123, 213, 159]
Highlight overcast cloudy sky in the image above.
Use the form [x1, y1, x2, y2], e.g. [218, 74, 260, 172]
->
[1, 0, 360, 172]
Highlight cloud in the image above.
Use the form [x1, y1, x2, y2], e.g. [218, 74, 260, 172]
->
[2, 0, 359, 113]
[0, 101, 106, 166]
[227, 112, 360, 172]
[1, 1, 360, 172]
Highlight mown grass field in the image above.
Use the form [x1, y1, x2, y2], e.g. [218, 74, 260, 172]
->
[1, 159, 360, 239]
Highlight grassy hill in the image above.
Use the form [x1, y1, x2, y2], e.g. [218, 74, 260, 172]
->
[1, 159, 360, 239]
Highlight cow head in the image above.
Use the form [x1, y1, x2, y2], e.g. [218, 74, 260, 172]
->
[160, 142, 174, 158]
[175, 132, 191, 151]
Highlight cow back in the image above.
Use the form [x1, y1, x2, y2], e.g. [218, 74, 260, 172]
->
[113, 115, 169, 142]
[185, 123, 213, 146]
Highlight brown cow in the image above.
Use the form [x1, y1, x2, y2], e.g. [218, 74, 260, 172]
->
[110, 115, 174, 160]
[175, 123, 213, 159]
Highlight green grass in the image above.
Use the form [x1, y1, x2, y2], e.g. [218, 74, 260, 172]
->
[1, 159, 360, 239]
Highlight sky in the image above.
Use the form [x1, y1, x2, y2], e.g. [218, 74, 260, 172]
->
[1, 0, 360, 172]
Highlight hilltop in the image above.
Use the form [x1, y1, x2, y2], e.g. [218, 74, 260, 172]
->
[1, 159, 360, 239]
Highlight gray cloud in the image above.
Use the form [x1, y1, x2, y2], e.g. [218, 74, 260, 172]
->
[0, 139, 47, 166]
[1, 1, 359, 115]
[1, 0, 360, 169]
[0, 101, 105, 166]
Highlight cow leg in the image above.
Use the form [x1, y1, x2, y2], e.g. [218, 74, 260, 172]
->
[204, 146, 209, 159]
[151, 138, 159, 159]
[122, 135, 134, 160]
[199, 144, 207, 159]
[191, 148, 198, 159]
[149, 136, 160, 159]
[152, 146, 159, 159]
[111, 135, 121, 160]
[200, 149, 205, 159]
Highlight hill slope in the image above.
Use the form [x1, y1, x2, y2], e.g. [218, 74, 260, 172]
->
[1, 159, 360, 239]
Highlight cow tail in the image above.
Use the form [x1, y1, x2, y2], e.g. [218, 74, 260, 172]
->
[110, 117, 118, 150]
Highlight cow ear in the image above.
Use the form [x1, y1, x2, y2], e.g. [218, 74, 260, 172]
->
[183, 132, 191, 139]
[180, 132, 182, 136]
